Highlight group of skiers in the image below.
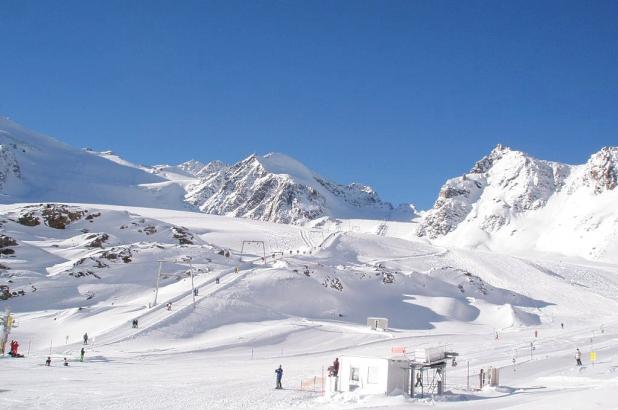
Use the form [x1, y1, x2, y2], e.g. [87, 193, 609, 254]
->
[45, 356, 67, 366]
[43, 348, 84, 367]
[8, 340, 23, 357]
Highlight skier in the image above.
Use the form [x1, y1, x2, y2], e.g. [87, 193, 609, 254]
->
[332, 358, 339, 377]
[45, 356, 51, 366]
[83, 332, 88, 345]
[215, 277, 220, 284]
[561, 323, 564, 329]
[63, 357, 69, 367]
[166, 302, 172, 311]
[80, 347, 85, 362]
[575, 348, 582, 366]
[194, 288, 199, 297]
[275, 365, 284, 389]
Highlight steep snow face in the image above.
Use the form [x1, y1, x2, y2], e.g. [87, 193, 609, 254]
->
[0, 118, 189, 209]
[418, 145, 570, 238]
[419, 145, 618, 263]
[186, 153, 408, 224]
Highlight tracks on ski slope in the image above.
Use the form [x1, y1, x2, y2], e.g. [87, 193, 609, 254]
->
[299, 229, 314, 248]
[365, 246, 449, 266]
[94, 263, 259, 346]
[96, 232, 341, 346]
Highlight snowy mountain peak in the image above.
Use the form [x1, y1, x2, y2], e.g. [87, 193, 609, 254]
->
[177, 159, 207, 176]
[196, 160, 227, 178]
[185, 152, 409, 224]
[418, 146, 570, 238]
[470, 144, 518, 174]
[582, 146, 618, 194]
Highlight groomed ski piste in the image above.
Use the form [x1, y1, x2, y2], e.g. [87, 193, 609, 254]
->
[2, 203, 618, 409]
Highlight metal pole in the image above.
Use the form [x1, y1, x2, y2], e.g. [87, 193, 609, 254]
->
[153, 261, 162, 306]
[189, 260, 195, 309]
[467, 361, 470, 391]
[27, 340, 31, 357]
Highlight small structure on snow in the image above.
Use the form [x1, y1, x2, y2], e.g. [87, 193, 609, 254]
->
[327, 348, 459, 398]
[367, 317, 388, 331]
[327, 355, 410, 396]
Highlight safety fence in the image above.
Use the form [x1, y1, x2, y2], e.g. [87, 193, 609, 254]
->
[300, 376, 324, 393]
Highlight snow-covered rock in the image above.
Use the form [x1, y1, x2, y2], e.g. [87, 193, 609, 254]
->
[418, 145, 570, 238]
[418, 144, 618, 263]
[185, 153, 411, 224]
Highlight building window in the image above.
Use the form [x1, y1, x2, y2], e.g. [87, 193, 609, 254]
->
[350, 367, 360, 382]
[367, 366, 379, 384]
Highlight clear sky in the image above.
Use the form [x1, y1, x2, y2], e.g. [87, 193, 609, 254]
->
[0, 1, 616, 209]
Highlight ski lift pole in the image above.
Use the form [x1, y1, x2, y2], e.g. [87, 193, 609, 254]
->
[466, 361, 470, 391]
[153, 261, 163, 306]
[189, 260, 196, 309]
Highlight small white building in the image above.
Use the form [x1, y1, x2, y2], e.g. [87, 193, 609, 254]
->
[327, 355, 410, 396]
[367, 317, 389, 331]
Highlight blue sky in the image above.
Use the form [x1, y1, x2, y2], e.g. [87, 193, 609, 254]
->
[0, 1, 616, 209]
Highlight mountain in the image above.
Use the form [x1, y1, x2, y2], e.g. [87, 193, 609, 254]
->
[0, 118, 412, 224]
[418, 144, 618, 262]
[0, 117, 189, 209]
[185, 153, 414, 224]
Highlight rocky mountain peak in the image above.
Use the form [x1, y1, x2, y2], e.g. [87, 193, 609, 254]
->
[185, 152, 404, 224]
[177, 159, 207, 176]
[583, 146, 618, 194]
[470, 144, 513, 174]
[418, 146, 570, 239]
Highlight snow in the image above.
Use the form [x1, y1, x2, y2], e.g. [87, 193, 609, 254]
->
[0, 120, 617, 409]
[1, 202, 618, 409]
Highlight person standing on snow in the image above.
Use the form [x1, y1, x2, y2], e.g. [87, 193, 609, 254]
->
[275, 365, 284, 389]
[575, 348, 582, 366]
[83, 333, 88, 345]
[45, 356, 51, 366]
[80, 347, 85, 362]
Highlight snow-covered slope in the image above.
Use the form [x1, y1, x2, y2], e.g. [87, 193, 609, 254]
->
[185, 152, 414, 224]
[418, 145, 618, 263]
[0, 117, 189, 209]
[3, 203, 618, 409]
